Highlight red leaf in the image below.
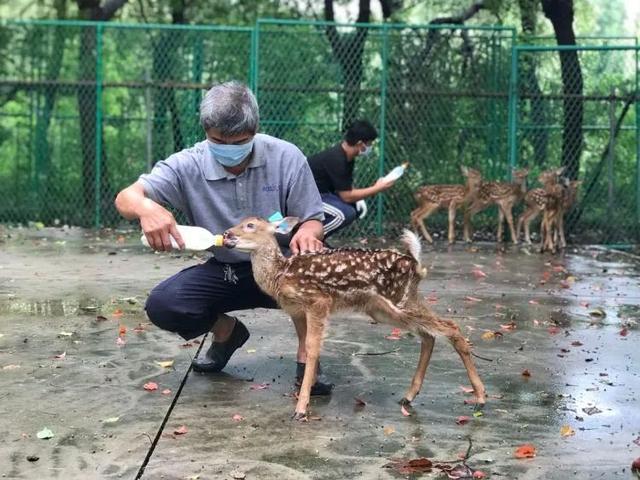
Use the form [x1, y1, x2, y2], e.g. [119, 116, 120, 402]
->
[179, 342, 194, 348]
[112, 309, 124, 318]
[528, 299, 539, 305]
[118, 325, 127, 336]
[161, 389, 172, 395]
[54, 351, 66, 360]
[174, 425, 188, 435]
[500, 321, 517, 331]
[425, 294, 438, 304]
[456, 416, 471, 425]
[579, 301, 590, 308]
[232, 414, 244, 422]
[464, 296, 482, 303]
[143, 382, 158, 391]
[522, 369, 531, 377]
[116, 336, 126, 347]
[631, 457, 640, 472]
[548, 326, 560, 335]
[96, 315, 108, 322]
[471, 268, 487, 279]
[571, 341, 583, 347]
[250, 383, 270, 390]
[473, 471, 486, 479]
[354, 397, 367, 407]
[619, 328, 629, 337]
[514, 444, 536, 458]
[133, 324, 146, 333]
[386, 328, 402, 340]
[383, 457, 433, 474]
[459, 385, 474, 394]
[632, 436, 640, 447]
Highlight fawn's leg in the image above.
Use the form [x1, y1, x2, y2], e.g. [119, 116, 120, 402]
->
[401, 335, 435, 405]
[463, 202, 483, 243]
[411, 203, 438, 244]
[290, 312, 307, 363]
[447, 327, 486, 406]
[503, 204, 518, 244]
[294, 300, 330, 420]
[558, 210, 567, 248]
[497, 206, 505, 242]
[523, 208, 541, 244]
[447, 201, 458, 245]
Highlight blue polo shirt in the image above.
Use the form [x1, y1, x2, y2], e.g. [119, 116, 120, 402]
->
[138, 133, 324, 263]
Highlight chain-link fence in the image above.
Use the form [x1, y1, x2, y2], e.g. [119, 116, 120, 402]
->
[0, 19, 639, 245]
[511, 44, 639, 245]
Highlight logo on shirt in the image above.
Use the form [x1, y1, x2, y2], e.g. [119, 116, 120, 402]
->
[262, 184, 280, 192]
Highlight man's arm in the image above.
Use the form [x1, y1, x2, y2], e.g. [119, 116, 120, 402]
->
[337, 177, 395, 203]
[115, 181, 185, 251]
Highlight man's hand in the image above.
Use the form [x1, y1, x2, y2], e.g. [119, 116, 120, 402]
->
[374, 177, 395, 192]
[139, 198, 185, 251]
[290, 220, 324, 254]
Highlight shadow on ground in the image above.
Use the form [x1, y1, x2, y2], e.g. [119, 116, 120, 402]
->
[0, 226, 639, 479]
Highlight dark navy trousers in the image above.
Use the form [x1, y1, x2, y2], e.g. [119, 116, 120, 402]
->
[145, 259, 278, 340]
[321, 192, 358, 238]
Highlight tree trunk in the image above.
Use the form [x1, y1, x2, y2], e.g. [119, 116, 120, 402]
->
[76, 0, 128, 225]
[541, 0, 583, 179]
[518, 0, 548, 166]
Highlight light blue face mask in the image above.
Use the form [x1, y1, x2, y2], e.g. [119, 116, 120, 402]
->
[360, 143, 373, 157]
[208, 138, 254, 167]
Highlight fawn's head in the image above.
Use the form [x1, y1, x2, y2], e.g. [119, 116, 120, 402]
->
[223, 216, 299, 252]
[461, 166, 482, 188]
[512, 168, 529, 182]
[538, 166, 565, 185]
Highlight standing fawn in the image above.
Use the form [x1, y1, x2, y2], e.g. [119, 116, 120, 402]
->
[463, 168, 530, 244]
[410, 166, 483, 244]
[516, 167, 565, 244]
[222, 217, 486, 420]
[540, 178, 582, 253]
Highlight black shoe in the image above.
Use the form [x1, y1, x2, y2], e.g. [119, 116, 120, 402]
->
[192, 319, 249, 373]
[296, 361, 334, 396]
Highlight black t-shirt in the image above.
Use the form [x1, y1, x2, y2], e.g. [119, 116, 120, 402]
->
[307, 143, 354, 194]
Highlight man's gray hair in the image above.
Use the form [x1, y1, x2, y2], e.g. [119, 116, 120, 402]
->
[199, 81, 259, 136]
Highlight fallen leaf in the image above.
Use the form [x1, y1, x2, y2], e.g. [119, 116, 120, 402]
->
[465, 296, 482, 302]
[133, 324, 146, 333]
[54, 351, 66, 360]
[162, 389, 172, 395]
[58, 331, 73, 337]
[112, 309, 124, 318]
[155, 360, 174, 369]
[459, 385, 474, 394]
[230, 470, 246, 480]
[180, 342, 194, 348]
[588, 307, 606, 318]
[386, 328, 402, 340]
[174, 425, 188, 435]
[400, 404, 411, 417]
[116, 336, 126, 347]
[473, 471, 486, 479]
[26, 455, 39, 462]
[500, 321, 517, 331]
[632, 457, 640, 473]
[579, 301, 590, 308]
[481, 331, 495, 340]
[473, 411, 484, 418]
[249, 383, 270, 390]
[383, 425, 395, 436]
[383, 457, 432, 474]
[143, 382, 158, 391]
[232, 414, 244, 422]
[2, 364, 20, 370]
[37, 427, 54, 440]
[522, 369, 531, 377]
[456, 416, 471, 425]
[425, 294, 438, 304]
[560, 425, 575, 437]
[633, 436, 640, 447]
[354, 397, 367, 406]
[620, 327, 629, 337]
[528, 299, 539, 305]
[548, 326, 560, 335]
[571, 341, 583, 347]
[102, 417, 120, 424]
[582, 406, 602, 416]
[118, 325, 127, 336]
[514, 444, 536, 458]
[471, 268, 487, 279]
[96, 315, 108, 321]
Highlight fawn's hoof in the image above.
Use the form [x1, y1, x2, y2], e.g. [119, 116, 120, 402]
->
[399, 397, 412, 407]
[292, 411, 308, 422]
[473, 402, 486, 412]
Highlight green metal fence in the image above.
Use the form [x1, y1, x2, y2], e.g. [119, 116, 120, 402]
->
[0, 19, 639, 245]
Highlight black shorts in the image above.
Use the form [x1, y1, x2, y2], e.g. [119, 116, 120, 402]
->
[145, 258, 278, 340]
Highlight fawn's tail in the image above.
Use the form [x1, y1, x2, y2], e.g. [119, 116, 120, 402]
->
[400, 229, 427, 279]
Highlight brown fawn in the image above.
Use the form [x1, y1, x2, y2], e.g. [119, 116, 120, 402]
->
[516, 167, 565, 245]
[222, 217, 486, 420]
[463, 168, 530, 244]
[540, 178, 582, 253]
[411, 166, 483, 244]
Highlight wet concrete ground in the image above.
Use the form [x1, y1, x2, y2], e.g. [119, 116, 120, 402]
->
[1, 226, 639, 479]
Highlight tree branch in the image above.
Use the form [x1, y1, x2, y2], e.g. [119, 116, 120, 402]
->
[430, 1, 486, 25]
[100, 0, 128, 20]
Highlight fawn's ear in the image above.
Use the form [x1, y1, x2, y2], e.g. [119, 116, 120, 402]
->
[272, 216, 300, 234]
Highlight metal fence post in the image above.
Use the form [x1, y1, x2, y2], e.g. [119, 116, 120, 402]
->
[251, 23, 259, 100]
[376, 24, 389, 237]
[94, 22, 103, 228]
[636, 39, 640, 223]
[507, 45, 519, 180]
